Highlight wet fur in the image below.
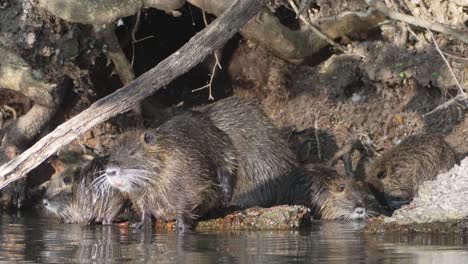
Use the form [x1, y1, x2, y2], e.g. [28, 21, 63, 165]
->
[279, 164, 369, 220]
[43, 158, 126, 224]
[197, 97, 298, 208]
[366, 133, 457, 209]
[104, 111, 237, 230]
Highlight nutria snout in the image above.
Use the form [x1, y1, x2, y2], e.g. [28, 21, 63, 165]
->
[366, 133, 457, 210]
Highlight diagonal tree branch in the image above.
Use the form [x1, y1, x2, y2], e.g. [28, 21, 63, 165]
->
[0, 0, 269, 190]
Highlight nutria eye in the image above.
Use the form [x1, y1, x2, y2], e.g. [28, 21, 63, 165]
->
[143, 132, 157, 146]
[337, 184, 345, 192]
[377, 171, 386, 180]
[63, 176, 72, 185]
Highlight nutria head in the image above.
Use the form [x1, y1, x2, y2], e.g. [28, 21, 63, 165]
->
[43, 167, 80, 216]
[366, 133, 457, 210]
[103, 129, 164, 193]
[44, 158, 124, 224]
[296, 164, 368, 220]
[366, 159, 413, 210]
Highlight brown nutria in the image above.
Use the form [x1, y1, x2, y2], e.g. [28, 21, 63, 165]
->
[279, 164, 369, 220]
[43, 157, 126, 224]
[366, 133, 457, 210]
[144, 96, 298, 208]
[103, 111, 237, 231]
[196, 97, 298, 208]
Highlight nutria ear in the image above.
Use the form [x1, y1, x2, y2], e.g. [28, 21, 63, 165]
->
[143, 131, 157, 146]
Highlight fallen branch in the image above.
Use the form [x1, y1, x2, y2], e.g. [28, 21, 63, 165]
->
[0, 0, 269, 190]
[366, 0, 468, 44]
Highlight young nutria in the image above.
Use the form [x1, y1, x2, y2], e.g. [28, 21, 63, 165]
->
[366, 133, 457, 210]
[279, 164, 368, 220]
[103, 111, 237, 231]
[196, 97, 298, 208]
[43, 158, 126, 224]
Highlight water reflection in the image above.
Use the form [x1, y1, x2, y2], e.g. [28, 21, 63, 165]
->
[0, 213, 467, 263]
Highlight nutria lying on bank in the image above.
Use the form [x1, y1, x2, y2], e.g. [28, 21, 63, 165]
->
[43, 158, 126, 224]
[279, 164, 369, 220]
[103, 111, 237, 231]
[366, 133, 457, 210]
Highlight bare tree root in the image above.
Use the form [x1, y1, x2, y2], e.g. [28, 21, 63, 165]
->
[366, 0, 468, 44]
[0, 45, 64, 161]
[94, 26, 135, 85]
[187, 0, 385, 64]
[38, 0, 188, 86]
[0, 45, 67, 208]
[38, 0, 186, 25]
[0, 0, 269, 190]
[0, 44, 56, 107]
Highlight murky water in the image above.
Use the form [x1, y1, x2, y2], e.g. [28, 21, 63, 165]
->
[1, 213, 468, 263]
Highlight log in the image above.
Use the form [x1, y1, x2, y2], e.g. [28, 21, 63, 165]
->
[154, 206, 312, 231]
[0, 0, 269, 190]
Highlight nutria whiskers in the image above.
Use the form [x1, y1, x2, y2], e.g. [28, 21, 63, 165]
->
[279, 164, 369, 220]
[43, 157, 126, 224]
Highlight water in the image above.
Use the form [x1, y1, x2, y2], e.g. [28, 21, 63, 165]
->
[1, 213, 468, 263]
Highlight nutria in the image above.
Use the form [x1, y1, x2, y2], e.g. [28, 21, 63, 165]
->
[145, 96, 298, 208]
[279, 164, 368, 220]
[366, 133, 457, 210]
[43, 157, 126, 224]
[196, 97, 298, 208]
[103, 111, 237, 231]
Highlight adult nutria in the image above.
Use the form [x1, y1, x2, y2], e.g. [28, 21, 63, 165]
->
[196, 97, 298, 208]
[366, 133, 457, 210]
[43, 157, 126, 224]
[279, 164, 368, 220]
[144, 96, 298, 208]
[103, 111, 237, 231]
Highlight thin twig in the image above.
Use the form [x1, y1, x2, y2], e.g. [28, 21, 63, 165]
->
[131, 11, 141, 67]
[131, 11, 155, 67]
[191, 60, 218, 99]
[366, 0, 468, 44]
[427, 30, 466, 95]
[314, 119, 322, 161]
[441, 51, 468, 62]
[423, 94, 468, 117]
[199, 0, 221, 100]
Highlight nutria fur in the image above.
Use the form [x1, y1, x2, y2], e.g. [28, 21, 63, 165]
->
[196, 97, 298, 208]
[279, 164, 368, 220]
[366, 133, 457, 210]
[103, 111, 237, 231]
[43, 158, 126, 224]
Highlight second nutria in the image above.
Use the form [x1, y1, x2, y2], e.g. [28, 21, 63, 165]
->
[278, 164, 368, 220]
[43, 157, 126, 224]
[196, 97, 298, 208]
[103, 111, 237, 231]
[366, 133, 457, 210]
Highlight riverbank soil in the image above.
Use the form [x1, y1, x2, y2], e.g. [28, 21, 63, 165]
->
[0, 0, 466, 228]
